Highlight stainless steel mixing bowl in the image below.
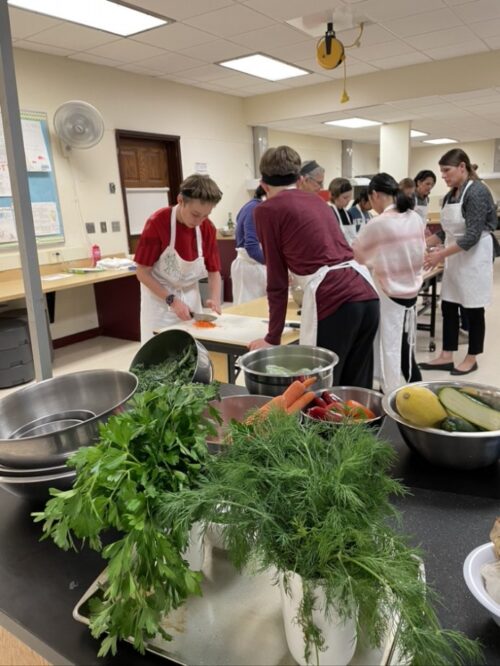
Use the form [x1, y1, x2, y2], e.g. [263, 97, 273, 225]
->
[302, 386, 385, 429]
[237, 345, 338, 397]
[382, 380, 500, 470]
[206, 394, 272, 453]
[130, 329, 212, 384]
[0, 369, 138, 468]
[0, 469, 76, 501]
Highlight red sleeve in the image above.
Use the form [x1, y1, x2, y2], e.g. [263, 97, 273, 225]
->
[255, 204, 288, 345]
[201, 220, 221, 272]
[134, 208, 170, 266]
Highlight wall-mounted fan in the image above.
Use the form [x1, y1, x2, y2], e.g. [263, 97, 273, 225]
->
[53, 100, 104, 155]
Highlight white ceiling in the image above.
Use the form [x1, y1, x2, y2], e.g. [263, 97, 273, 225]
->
[8, 0, 500, 143]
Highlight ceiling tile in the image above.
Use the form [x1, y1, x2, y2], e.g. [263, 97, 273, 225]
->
[455, 0, 500, 23]
[69, 53, 123, 67]
[443, 88, 497, 102]
[350, 39, 414, 62]
[468, 17, 500, 38]
[381, 8, 463, 38]
[337, 24, 400, 47]
[354, 0, 447, 22]
[238, 81, 289, 94]
[389, 95, 444, 109]
[118, 63, 164, 76]
[450, 93, 500, 107]
[121, 0, 234, 21]
[405, 26, 479, 50]
[134, 51, 207, 73]
[205, 71, 264, 88]
[231, 24, 308, 49]
[426, 39, 489, 60]
[184, 5, 275, 37]
[369, 52, 431, 69]
[14, 41, 74, 57]
[132, 22, 216, 50]
[85, 40, 166, 63]
[175, 64, 236, 81]
[177, 39, 251, 63]
[240, 0, 341, 22]
[483, 35, 500, 49]
[263, 38, 317, 62]
[281, 73, 330, 88]
[24, 23, 118, 51]
[411, 103, 460, 117]
[468, 102, 500, 115]
[8, 7, 61, 40]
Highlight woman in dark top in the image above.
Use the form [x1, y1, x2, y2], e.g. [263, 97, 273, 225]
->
[328, 178, 356, 242]
[421, 149, 496, 375]
[413, 169, 437, 224]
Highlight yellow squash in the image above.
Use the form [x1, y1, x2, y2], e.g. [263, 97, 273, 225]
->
[396, 386, 447, 428]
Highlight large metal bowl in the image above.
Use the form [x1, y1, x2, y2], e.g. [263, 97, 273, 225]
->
[0, 369, 138, 468]
[382, 380, 500, 470]
[237, 345, 338, 397]
[130, 329, 212, 384]
[206, 394, 272, 453]
[302, 386, 385, 429]
[0, 469, 76, 502]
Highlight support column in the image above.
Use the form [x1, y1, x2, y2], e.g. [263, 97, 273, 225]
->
[379, 121, 411, 182]
[0, 0, 52, 380]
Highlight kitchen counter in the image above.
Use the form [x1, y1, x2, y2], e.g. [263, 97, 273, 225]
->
[1, 399, 500, 665]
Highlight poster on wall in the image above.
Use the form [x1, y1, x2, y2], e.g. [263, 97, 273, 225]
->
[0, 109, 63, 246]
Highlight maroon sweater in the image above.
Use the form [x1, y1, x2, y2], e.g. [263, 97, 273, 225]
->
[255, 189, 378, 345]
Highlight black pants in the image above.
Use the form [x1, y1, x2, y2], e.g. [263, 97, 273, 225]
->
[391, 296, 422, 384]
[317, 300, 380, 389]
[442, 300, 485, 355]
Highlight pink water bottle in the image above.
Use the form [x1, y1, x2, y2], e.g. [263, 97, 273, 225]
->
[91, 244, 101, 267]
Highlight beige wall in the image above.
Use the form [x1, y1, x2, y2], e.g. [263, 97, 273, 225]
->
[267, 130, 341, 185]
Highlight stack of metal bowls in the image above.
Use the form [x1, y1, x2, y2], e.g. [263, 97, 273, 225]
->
[130, 329, 212, 384]
[383, 380, 500, 470]
[0, 369, 138, 500]
[237, 345, 338, 397]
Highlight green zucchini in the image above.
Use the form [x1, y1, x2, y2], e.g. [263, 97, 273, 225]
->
[438, 387, 500, 432]
[440, 416, 478, 433]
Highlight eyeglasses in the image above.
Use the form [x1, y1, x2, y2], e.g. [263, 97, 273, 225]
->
[306, 177, 324, 188]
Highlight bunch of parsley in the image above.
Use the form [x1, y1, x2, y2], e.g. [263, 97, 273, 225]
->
[33, 382, 219, 656]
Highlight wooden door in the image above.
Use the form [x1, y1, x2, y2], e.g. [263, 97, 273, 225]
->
[116, 131, 182, 253]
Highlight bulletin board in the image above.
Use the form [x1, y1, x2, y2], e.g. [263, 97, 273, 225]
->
[0, 109, 64, 247]
[125, 187, 170, 235]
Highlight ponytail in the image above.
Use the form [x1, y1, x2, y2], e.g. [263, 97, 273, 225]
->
[368, 172, 414, 213]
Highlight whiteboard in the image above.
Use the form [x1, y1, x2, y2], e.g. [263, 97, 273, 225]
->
[125, 187, 170, 235]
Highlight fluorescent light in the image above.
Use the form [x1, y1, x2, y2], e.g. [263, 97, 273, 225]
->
[422, 138, 458, 145]
[8, 0, 169, 36]
[411, 129, 428, 138]
[324, 118, 382, 129]
[218, 54, 309, 81]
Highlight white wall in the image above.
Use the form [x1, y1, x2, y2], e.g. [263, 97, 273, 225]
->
[352, 142, 379, 177]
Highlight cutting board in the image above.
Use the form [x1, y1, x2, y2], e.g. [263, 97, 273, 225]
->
[156, 313, 296, 347]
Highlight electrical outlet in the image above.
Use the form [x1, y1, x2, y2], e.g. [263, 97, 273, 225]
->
[86, 222, 96, 234]
[109, 182, 116, 194]
[100, 221, 107, 233]
[111, 220, 120, 232]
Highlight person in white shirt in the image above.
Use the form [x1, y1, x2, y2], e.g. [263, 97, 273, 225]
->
[353, 172, 426, 393]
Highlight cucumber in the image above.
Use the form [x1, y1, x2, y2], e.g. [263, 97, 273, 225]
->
[438, 387, 500, 432]
[440, 416, 478, 433]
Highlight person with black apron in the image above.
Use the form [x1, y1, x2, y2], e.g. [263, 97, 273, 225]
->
[421, 149, 496, 375]
[328, 177, 357, 245]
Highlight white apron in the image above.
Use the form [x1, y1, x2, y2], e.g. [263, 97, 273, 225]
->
[374, 276, 417, 394]
[331, 204, 358, 246]
[440, 181, 493, 308]
[289, 260, 376, 346]
[140, 205, 208, 343]
[230, 248, 267, 305]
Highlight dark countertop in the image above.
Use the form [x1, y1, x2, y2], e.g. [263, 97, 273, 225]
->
[1, 403, 500, 665]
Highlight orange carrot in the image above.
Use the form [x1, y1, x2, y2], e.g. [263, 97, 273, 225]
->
[286, 390, 316, 414]
[301, 376, 317, 389]
[282, 380, 306, 409]
[245, 395, 285, 424]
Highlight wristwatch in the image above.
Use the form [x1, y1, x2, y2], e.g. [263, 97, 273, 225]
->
[165, 294, 175, 309]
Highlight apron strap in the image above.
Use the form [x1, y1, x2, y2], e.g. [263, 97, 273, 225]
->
[195, 226, 203, 259]
[169, 205, 178, 249]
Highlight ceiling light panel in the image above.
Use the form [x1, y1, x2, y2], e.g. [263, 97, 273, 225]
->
[8, 0, 169, 36]
[422, 138, 458, 144]
[410, 129, 428, 137]
[324, 118, 382, 128]
[218, 54, 309, 81]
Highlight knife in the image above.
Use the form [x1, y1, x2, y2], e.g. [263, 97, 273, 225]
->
[190, 311, 218, 322]
[262, 320, 300, 329]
